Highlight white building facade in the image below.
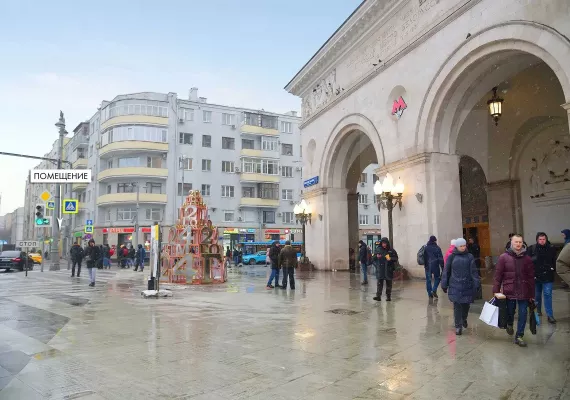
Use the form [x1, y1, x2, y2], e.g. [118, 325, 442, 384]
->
[286, 0, 570, 276]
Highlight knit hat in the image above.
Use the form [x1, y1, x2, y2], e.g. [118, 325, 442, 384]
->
[455, 238, 466, 247]
[450, 239, 457, 246]
[429, 235, 437, 243]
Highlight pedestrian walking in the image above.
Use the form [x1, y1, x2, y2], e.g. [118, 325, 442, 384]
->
[279, 240, 298, 290]
[265, 247, 270, 267]
[225, 247, 232, 268]
[358, 240, 369, 285]
[266, 241, 281, 289]
[443, 239, 456, 265]
[102, 244, 111, 269]
[528, 232, 557, 324]
[424, 236, 444, 298]
[441, 238, 480, 335]
[556, 229, 570, 287]
[372, 238, 398, 301]
[119, 245, 129, 268]
[468, 237, 481, 273]
[493, 234, 535, 347]
[128, 245, 136, 268]
[134, 244, 146, 272]
[84, 239, 101, 287]
[70, 242, 84, 277]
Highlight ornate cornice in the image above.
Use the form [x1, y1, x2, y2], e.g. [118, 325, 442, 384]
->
[302, 188, 328, 199]
[375, 152, 432, 175]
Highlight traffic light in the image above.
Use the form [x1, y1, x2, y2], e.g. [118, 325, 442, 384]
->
[35, 204, 51, 226]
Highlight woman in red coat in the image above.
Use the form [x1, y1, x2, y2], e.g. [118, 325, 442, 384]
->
[492, 234, 535, 347]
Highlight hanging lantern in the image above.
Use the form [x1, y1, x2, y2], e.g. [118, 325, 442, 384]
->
[487, 86, 504, 126]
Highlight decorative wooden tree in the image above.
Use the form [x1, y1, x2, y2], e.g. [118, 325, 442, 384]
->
[160, 190, 226, 284]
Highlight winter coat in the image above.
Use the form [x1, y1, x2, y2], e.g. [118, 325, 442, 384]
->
[128, 247, 136, 259]
[358, 241, 368, 263]
[102, 246, 111, 258]
[70, 245, 84, 262]
[269, 243, 281, 268]
[492, 248, 535, 300]
[278, 245, 298, 269]
[556, 243, 570, 275]
[528, 237, 557, 283]
[373, 238, 398, 281]
[441, 249, 480, 304]
[443, 245, 455, 266]
[424, 242, 444, 278]
[84, 244, 101, 269]
[136, 245, 146, 262]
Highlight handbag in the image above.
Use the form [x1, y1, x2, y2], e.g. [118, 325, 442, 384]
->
[529, 300, 538, 335]
[479, 298, 499, 327]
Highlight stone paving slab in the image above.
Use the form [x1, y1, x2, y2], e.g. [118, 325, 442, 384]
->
[0, 266, 567, 399]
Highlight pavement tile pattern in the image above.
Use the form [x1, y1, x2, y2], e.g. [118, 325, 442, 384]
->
[0, 265, 568, 399]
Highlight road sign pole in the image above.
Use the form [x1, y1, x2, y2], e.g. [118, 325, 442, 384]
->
[41, 239, 44, 272]
[50, 111, 66, 271]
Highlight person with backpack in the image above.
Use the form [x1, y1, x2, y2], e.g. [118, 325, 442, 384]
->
[134, 244, 146, 272]
[70, 243, 84, 277]
[358, 240, 369, 285]
[372, 238, 398, 301]
[84, 239, 101, 287]
[423, 236, 444, 299]
[441, 238, 480, 335]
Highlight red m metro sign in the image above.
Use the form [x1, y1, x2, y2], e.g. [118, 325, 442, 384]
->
[391, 96, 407, 119]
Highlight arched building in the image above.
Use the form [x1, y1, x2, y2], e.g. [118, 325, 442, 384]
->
[285, 0, 570, 277]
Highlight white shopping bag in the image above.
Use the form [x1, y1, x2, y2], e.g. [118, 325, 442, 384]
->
[479, 298, 499, 327]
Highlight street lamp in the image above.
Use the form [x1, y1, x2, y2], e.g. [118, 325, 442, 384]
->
[294, 199, 312, 263]
[374, 173, 404, 245]
[487, 86, 504, 126]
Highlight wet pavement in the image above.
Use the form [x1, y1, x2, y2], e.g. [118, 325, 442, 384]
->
[0, 265, 568, 399]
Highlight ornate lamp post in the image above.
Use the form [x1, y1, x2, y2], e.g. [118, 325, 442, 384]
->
[487, 86, 504, 126]
[374, 173, 404, 245]
[293, 199, 312, 263]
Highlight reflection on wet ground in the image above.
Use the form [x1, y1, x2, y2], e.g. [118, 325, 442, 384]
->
[0, 265, 568, 399]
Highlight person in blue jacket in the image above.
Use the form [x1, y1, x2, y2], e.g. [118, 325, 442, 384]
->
[424, 235, 444, 299]
[134, 244, 146, 272]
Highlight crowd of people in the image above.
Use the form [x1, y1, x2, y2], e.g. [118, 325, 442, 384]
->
[69, 240, 146, 287]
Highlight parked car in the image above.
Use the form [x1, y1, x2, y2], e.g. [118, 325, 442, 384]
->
[29, 252, 43, 264]
[0, 251, 34, 271]
[243, 251, 268, 265]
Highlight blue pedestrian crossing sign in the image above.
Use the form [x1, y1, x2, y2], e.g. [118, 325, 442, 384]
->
[84, 226, 94, 234]
[62, 199, 78, 214]
[46, 201, 55, 210]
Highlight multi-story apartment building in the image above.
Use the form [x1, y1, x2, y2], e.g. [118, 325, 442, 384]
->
[24, 90, 304, 251]
[358, 164, 382, 247]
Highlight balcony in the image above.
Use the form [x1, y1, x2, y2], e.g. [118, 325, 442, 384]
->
[239, 173, 279, 183]
[240, 121, 278, 136]
[96, 193, 167, 206]
[72, 158, 87, 169]
[101, 115, 168, 131]
[97, 167, 168, 182]
[72, 183, 87, 192]
[240, 148, 279, 159]
[240, 198, 279, 208]
[99, 141, 168, 157]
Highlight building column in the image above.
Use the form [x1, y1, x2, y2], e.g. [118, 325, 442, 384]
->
[347, 192, 360, 260]
[486, 179, 522, 256]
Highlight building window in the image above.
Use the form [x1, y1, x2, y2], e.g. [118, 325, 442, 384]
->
[281, 166, 293, 178]
[203, 110, 212, 123]
[241, 158, 279, 175]
[147, 156, 163, 168]
[117, 207, 137, 221]
[202, 135, 211, 147]
[282, 212, 294, 224]
[102, 125, 168, 145]
[242, 187, 255, 198]
[87, 190, 91, 202]
[221, 161, 235, 173]
[179, 132, 193, 145]
[105, 209, 111, 222]
[201, 184, 211, 196]
[358, 194, 368, 204]
[224, 211, 234, 222]
[107, 160, 113, 169]
[263, 211, 276, 224]
[77, 148, 85, 159]
[260, 183, 279, 200]
[374, 215, 380, 225]
[222, 113, 235, 125]
[360, 173, 368, 183]
[106, 185, 111, 194]
[117, 183, 134, 193]
[281, 143, 293, 156]
[359, 214, 369, 225]
[280, 121, 292, 133]
[202, 159, 211, 171]
[373, 174, 379, 183]
[177, 183, 192, 196]
[222, 137, 235, 150]
[242, 139, 254, 149]
[180, 108, 194, 121]
[106, 103, 168, 121]
[146, 208, 161, 221]
[221, 185, 235, 198]
[282, 189, 293, 200]
[262, 137, 278, 151]
[179, 157, 192, 170]
[146, 183, 162, 194]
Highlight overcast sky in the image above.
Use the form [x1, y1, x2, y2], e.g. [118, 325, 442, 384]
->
[0, 0, 359, 215]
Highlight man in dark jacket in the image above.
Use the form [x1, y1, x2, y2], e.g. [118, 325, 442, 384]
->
[134, 244, 146, 272]
[358, 240, 369, 285]
[279, 240, 298, 290]
[528, 232, 557, 324]
[102, 244, 111, 269]
[84, 239, 101, 287]
[70, 243, 84, 278]
[266, 241, 281, 289]
[373, 238, 398, 301]
[467, 237, 481, 274]
[424, 236, 444, 299]
[493, 234, 535, 347]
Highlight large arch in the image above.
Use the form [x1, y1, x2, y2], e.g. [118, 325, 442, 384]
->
[416, 21, 570, 154]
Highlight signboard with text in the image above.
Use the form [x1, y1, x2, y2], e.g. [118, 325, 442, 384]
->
[17, 240, 39, 248]
[303, 176, 319, 188]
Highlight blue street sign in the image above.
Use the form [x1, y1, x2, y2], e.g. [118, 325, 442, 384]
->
[86, 219, 93, 226]
[303, 176, 319, 188]
[62, 199, 78, 214]
[84, 226, 94, 234]
[47, 201, 55, 210]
